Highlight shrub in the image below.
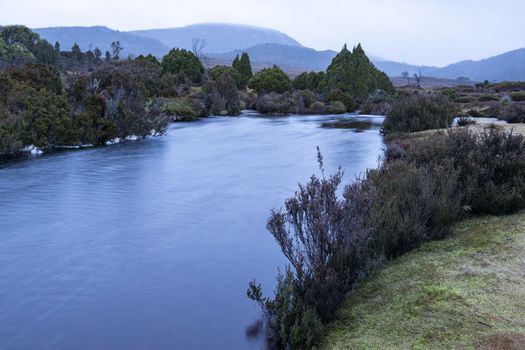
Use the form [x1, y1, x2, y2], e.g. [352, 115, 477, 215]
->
[499, 104, 525, 123]
[249, 65, 291, 94]
[161, 98, 196, 120]
[326, 101, 346, 114]
[292, 71, 325, 92]
[248, 149, 374, 348]
[457, 116, 476, 126]
[255, 92, 291, 114]
[382, 93, 456, 134]
[510, 92, 525, 102]
[367, 161, 462, 258]
[455, 95, 477, 103]
[478, 94, 499, 102]
[400, 129, 525, 214]
[161, 48, 204, 84]
[326, 89, 357, 112]
[441, 88, 458, 102]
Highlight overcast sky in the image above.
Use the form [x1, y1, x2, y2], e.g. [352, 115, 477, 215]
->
[1, 0, 523, 66]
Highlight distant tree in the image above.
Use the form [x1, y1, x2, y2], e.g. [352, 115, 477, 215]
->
[105, 51, 111, 62]
[135, 54, 159, 66]
[413, 71, 422, 88]
[249, 65, 291, 94]
[324, 43, 393, 102]
[85, 50, 96, 64]
[209, 65, 241, 88]
[161, 48, 204, 84]
[54, 41, 60, 53]
[401, 71, 410, 85]
[232, 52, 253, 88]
[111, 41, 123, 60]
[191, 38, 207, 60]
[93, 47, 102, 62]
[292, 71, 325, 92]
[71, 42, 82, 61]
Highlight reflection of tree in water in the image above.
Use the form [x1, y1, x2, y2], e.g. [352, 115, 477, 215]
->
[321, 120, 374, 132]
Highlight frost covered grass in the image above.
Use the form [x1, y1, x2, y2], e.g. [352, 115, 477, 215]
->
[321, 213, 525, 350]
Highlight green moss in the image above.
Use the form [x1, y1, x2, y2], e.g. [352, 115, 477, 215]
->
[321, 213, 525, 350]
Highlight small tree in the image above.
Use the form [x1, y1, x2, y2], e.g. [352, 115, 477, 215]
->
[71, 42, 82, 61]
[111, 41, 123, 60]
[191, 38, 207, 60]
[413, 70, 422, 88]
[401, 71, 410, 85]
[93, 47, 102, 62]
[54, 41, 60, 53]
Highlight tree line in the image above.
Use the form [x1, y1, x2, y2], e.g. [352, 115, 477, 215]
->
[0, 25, 395, 157]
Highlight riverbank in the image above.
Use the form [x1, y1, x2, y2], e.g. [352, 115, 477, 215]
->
[321, 213, 525, 349]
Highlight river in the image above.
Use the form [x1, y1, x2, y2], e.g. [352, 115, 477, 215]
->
[0, 113, 384, 349]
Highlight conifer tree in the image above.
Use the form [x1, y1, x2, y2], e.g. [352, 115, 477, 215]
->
[232, 52, 253, 88]
[323, 43, 393, 102]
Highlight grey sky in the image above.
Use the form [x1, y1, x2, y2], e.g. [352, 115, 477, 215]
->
[1, 0, 523, 66]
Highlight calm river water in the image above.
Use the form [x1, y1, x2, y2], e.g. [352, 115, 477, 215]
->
[0, 113, 384, 349]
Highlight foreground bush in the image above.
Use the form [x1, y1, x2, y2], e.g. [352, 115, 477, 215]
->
[396, 129, 525, 214]
[250, 128, 525, 349]
[382, 93, 456, 134]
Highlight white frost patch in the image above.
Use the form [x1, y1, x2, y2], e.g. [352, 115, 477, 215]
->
[105, 137, 122, 145]
[125, 135, 139, 141]
[21, 145, 43, 155]
[79, 144, 94, 148]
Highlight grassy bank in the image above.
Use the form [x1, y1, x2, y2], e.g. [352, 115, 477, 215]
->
[321, 213, 525, 350]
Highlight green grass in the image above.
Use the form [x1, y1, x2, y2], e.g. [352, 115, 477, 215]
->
[321, 214, 525, 350]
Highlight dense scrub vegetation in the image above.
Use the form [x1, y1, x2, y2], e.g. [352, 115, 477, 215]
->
[382, 92, 456, 134]
[248, 128, 525, 348]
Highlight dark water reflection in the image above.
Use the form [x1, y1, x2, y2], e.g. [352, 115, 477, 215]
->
[0, 113, 384, 349]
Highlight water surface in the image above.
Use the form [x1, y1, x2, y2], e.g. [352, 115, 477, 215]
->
[0, 113, 384, 349]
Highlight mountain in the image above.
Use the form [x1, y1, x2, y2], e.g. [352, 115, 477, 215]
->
[428, 48, 525, 82]
[33, 24, 525, 82]
[130, 23, 302, 53]
[207, 43, 336, 72]
[34, 26, 169, 57]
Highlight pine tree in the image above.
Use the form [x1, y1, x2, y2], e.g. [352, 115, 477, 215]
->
[71, 42, 82, 61]
[232, 52, 252, 88]
[323, 43, 393, 102]
[54, 41, 60, 53]
[93, 47, 102, 62]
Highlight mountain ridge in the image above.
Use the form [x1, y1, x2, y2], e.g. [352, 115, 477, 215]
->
[32, 24, 525, 82]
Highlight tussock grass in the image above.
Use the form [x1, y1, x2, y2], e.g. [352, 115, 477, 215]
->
[321, 214, 525, 349]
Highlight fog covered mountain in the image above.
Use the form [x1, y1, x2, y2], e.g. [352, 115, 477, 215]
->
[34, 26, 169, 57]
[34, 24, 525, 81]
[130, 23, 302, 53]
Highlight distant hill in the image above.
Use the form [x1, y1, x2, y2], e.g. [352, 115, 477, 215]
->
[130, 23, 302, 54]
[207, 43, 433, 77]
[207, 43, 336, 72]
[428, 48, 525, 82]
[34, 26, 169, 57]
[33, 24, 525, 82]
